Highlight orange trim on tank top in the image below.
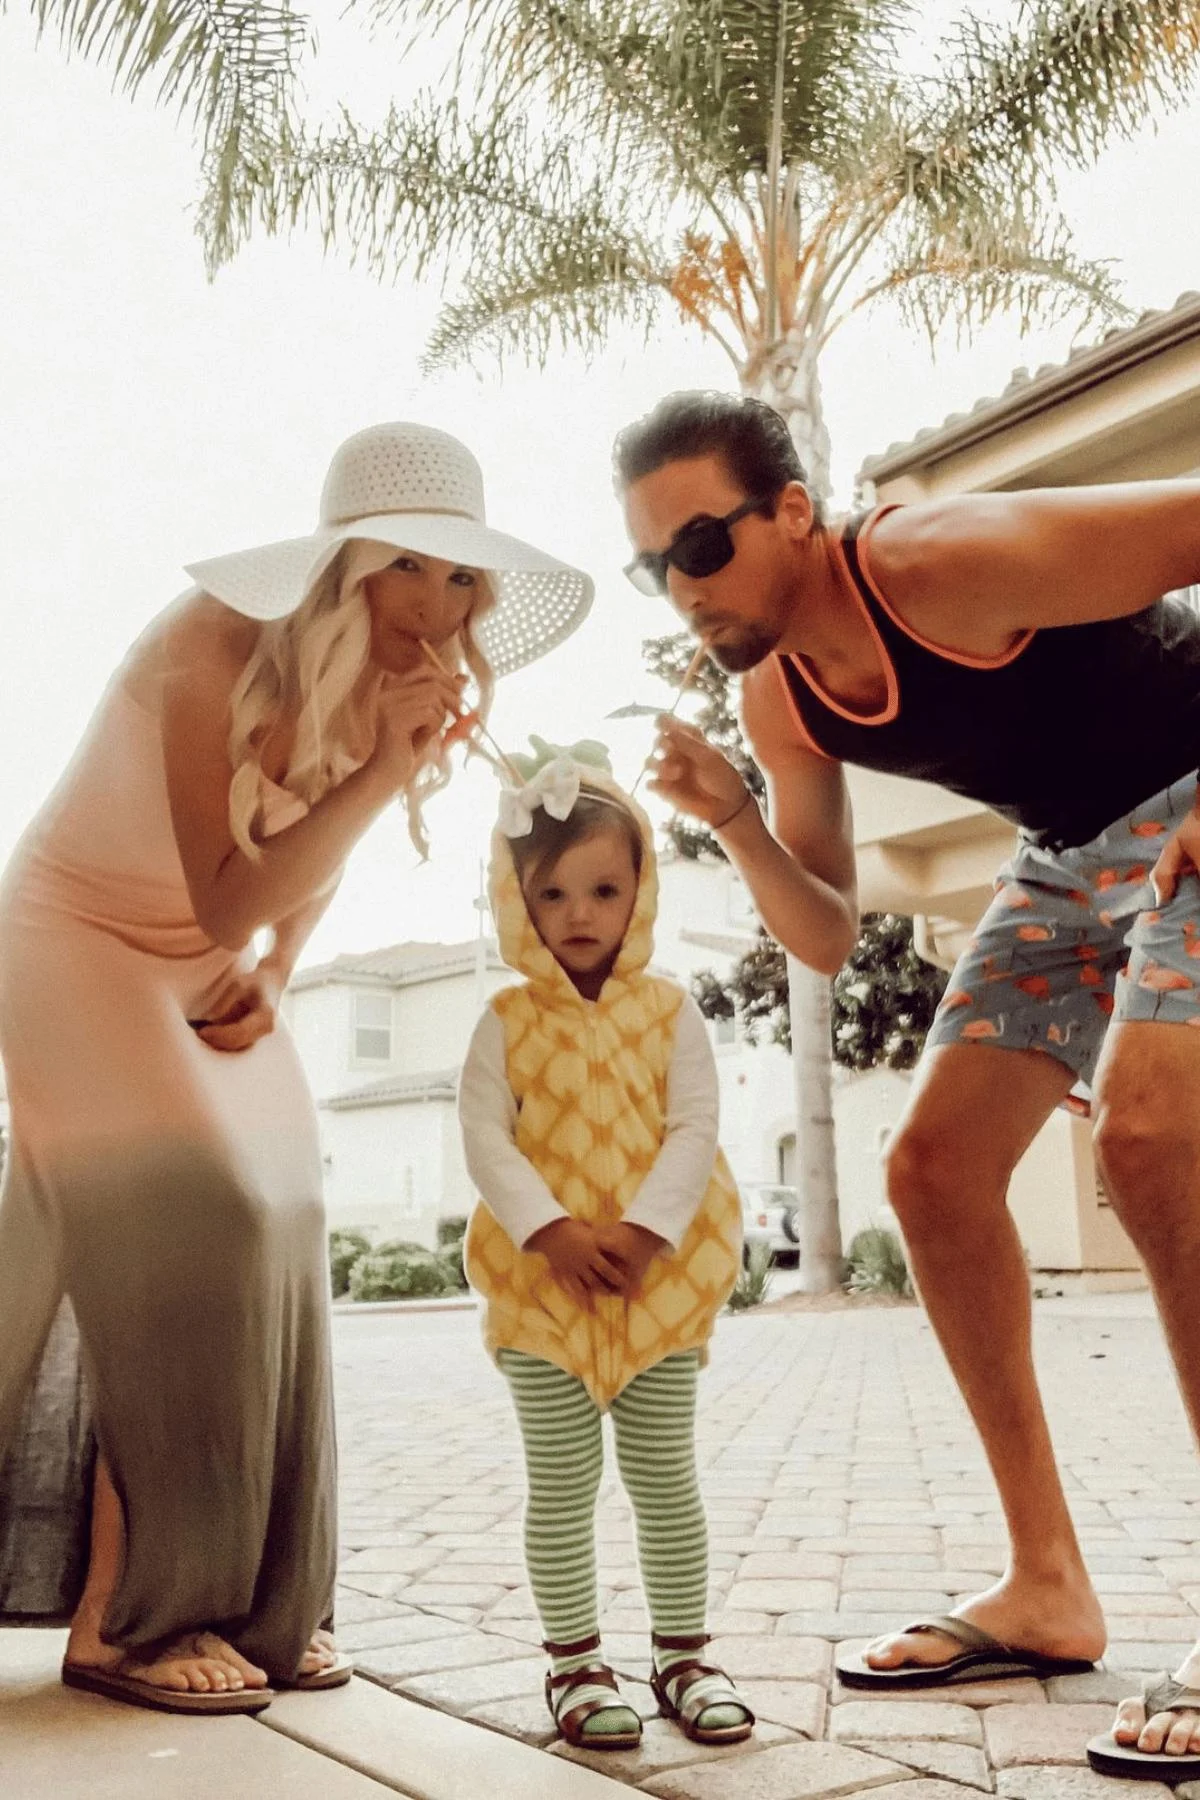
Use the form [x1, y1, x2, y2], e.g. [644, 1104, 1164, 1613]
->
[856, 505, 1036, 671]
[781, 528, 901, 728]
[771, 656, 836, 760]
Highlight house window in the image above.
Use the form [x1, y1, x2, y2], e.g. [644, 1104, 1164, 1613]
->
[353, 991, 393, 1063]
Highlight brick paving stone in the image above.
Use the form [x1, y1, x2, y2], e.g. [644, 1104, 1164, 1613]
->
[835, 1591, 956, 1613]
[737, 1681, 826, 1738]
[737, 1556, 843, 1581]
[706, 1613, 780, 1637]
[357, 1629, 537, 1682]
[777, 1612, 923, 1638]
[639, 1740, 912, 1799]
[869, 1741, 992, 1791]
[470, 1693, 560, 1746]
[393, 1581, 508, 1607]
[709, 1638, 833, 1683]
[845, 1783, 987, 1800]
[727, 1582, 841, 1614]
[397, 1654, 547, 1710]
[830, 1701, 983, 1746]
[339, 1613, 473, 1654]
[1104, 1641, 1196, 1669]
[840, 1570, 994, 1593]
[1045, 1671, 1143, 1704]
[997, 1769, 1172, 1800]
[983, 1705, 1116, 1768]
[552, 1718, 799, 1783]
[338, 1547, 445, 1575]
[333, 1585, 412, 1626]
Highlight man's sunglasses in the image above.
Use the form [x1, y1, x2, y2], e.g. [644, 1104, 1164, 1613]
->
[624, 496, 770, 597]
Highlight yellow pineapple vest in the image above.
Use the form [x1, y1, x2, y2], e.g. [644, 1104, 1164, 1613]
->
[465, 773, 742, 1409]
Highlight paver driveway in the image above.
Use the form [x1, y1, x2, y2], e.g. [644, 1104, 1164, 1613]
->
[332, 1293, 1199, 1797]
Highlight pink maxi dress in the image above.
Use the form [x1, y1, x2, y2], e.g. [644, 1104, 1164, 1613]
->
[0, 651, 336, 1678]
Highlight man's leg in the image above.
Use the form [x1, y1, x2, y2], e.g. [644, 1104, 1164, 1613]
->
[1092, 1020, 1200, 1758]
[865, 1041, 1107, 1671]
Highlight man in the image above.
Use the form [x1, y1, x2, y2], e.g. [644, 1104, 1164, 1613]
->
[614, 389, 1200, 1778]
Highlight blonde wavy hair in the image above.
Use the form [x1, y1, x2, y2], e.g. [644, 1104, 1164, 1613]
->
[226, 538, 495, 861]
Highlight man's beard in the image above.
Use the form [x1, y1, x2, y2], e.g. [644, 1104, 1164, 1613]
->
[709, 625, 781, 673]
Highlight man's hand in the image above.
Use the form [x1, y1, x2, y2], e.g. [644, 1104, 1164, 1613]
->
[646, 717, 749, 828]
[594, 1222, 668, 1297]
[526, 1218, 627, 1309]
[1152, 807, 1200, 904]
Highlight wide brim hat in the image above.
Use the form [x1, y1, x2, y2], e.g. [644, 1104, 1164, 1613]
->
[183, 422, 594, 678]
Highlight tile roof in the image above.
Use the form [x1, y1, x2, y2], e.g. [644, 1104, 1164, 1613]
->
[858, 290, 1200, 483]
[290, 940, 504, 991]
[323, 1068, 460, 1110]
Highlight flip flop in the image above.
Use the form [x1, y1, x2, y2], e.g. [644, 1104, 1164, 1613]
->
[276, 1655, 354, 1691]
[836, 1614, 1097, 1690]
[62, 1661, 275, 1714]
[1088, 1673, 1200, 1781]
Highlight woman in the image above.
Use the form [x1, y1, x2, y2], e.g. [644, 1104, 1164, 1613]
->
[0, 421, 592, 1713]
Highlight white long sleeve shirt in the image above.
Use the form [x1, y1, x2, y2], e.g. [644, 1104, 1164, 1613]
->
[457, 994, 720, 1251]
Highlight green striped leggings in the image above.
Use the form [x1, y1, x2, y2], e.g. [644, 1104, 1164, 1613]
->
[498, 1348, 707, 1645]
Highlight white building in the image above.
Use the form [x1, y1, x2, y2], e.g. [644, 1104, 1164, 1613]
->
[284, 854, 901, 1252]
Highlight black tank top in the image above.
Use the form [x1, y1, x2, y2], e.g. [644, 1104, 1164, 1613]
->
[776, 510, 1200, 849]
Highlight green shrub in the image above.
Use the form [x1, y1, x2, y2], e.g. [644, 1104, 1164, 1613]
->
[348, 1241, 452, 1303]
[437, 1215, 469, 1247]
[726, 1242, 774, 1312]
[436, 1243, 468, 1291]
[329, 1227, 373, 1298]
[845, 1227, 913, 1297]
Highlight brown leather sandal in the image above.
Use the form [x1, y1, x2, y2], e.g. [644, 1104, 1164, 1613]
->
[543, 1633, 643, 1751]
[650, 1631, 755, 1746]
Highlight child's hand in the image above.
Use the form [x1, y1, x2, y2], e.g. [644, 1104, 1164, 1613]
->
[594, 1222, 668, 1297]
[1152, 805, 1200, 903]
[526, 1218, 627, 1308]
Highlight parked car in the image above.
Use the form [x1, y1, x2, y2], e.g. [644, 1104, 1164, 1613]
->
[739, 1184, 801, 1267]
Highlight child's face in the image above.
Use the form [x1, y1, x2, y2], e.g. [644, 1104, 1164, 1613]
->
[523, 825, 640, 992]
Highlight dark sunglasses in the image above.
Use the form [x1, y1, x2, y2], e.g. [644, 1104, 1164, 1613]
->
[624, 496, 770, 597]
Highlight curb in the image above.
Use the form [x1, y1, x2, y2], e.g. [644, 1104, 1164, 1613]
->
[332, 1295, 479, 1316]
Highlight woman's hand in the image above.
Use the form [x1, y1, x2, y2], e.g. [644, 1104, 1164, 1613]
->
[368, 667, 466, 793]
[593, 1222, 667, 1297]
[191, 961, 284, 1054]
[646, 717, 749, 828]
[526, 1218, 628, 1309]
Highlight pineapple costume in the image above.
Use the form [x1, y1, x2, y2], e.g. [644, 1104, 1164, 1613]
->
[464, 768, 741, 1410]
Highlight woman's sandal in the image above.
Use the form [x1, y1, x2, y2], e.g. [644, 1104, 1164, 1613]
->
[650, 1631, 755, 1746]
[544, 1633, 643, 1751]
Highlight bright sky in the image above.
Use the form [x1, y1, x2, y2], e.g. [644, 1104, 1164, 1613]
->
[4, 3, 1200, 964]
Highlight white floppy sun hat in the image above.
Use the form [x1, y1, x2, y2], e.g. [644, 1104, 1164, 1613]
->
[184, 422, 594, 678]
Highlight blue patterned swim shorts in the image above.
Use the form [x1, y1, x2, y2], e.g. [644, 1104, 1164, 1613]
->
[927, 772, 1200, 1088]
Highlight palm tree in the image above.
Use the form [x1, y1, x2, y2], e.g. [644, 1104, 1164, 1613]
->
[32, 0, 1200, 1286]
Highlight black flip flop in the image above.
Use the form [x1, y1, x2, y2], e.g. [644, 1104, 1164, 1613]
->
[1088, 1673, 1200, 1782]
[836, 1614, 1096, 1690]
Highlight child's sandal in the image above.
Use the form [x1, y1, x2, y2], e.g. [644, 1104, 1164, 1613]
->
[543, 1634, 643, 1751]
[650, 1631, 755, 1746]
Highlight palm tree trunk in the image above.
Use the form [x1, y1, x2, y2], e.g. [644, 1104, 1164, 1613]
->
[744, 332, 843, 1293]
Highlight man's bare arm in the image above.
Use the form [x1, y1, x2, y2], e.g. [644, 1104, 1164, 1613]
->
[649, 663, 858, 975]
[872, 483, 1200, 648]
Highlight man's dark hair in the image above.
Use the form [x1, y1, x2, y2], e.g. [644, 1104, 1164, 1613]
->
[614, 391, 822, 522]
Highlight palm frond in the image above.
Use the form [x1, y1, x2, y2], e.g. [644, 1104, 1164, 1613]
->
[919, 0, 1200, 181]
[421, 232, 670, 370]
[201, 92, 650, 279]
[32, 0, 305, 139]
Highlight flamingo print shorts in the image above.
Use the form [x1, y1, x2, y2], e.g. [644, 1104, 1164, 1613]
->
[926, 772, 1200, 1086]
